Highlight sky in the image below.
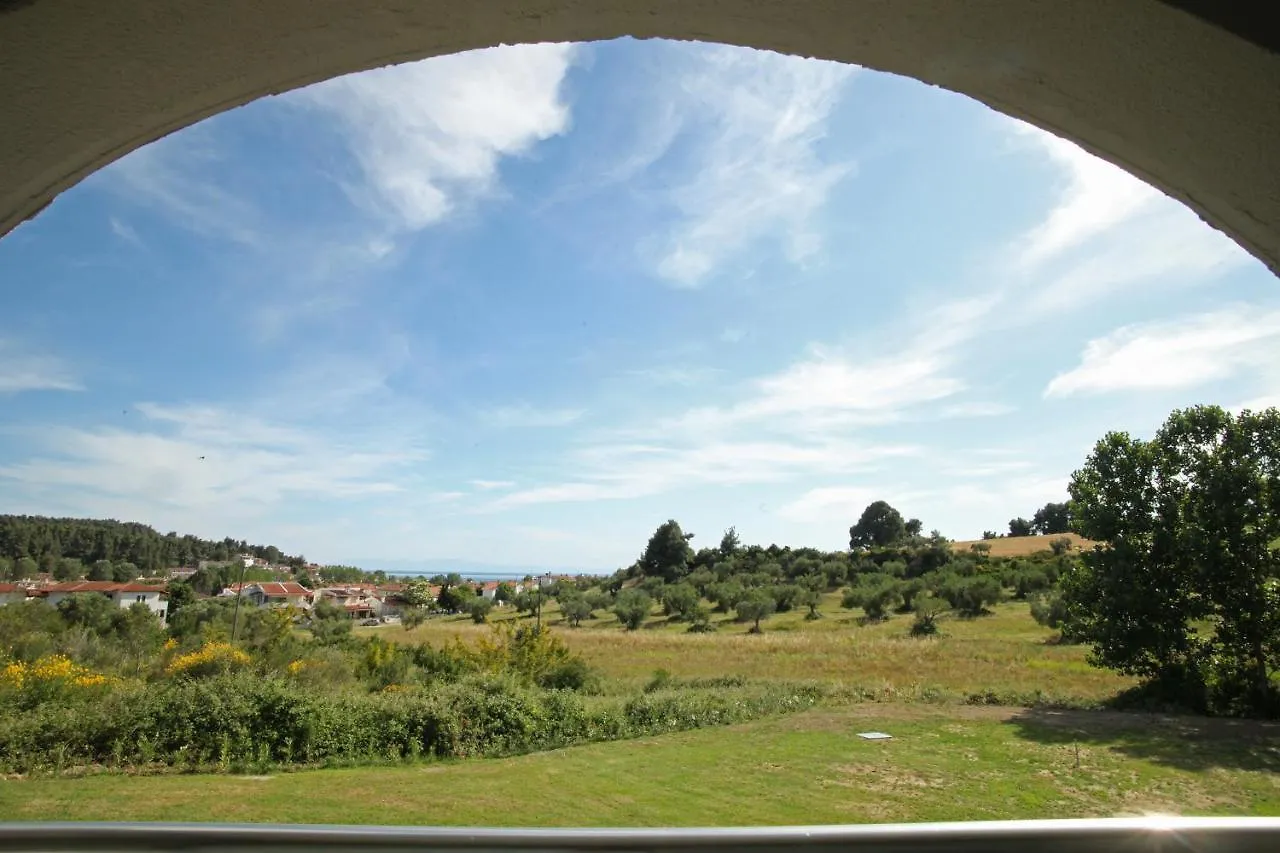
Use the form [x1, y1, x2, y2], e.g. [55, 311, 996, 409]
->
[1, 39, 1276, 574]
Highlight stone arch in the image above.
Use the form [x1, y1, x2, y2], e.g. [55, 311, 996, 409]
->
[1, 1, 1277, 274]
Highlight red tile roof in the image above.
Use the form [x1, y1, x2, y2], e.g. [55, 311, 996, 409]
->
[252, 582, 311, 596]
[40, 581, 164, 594]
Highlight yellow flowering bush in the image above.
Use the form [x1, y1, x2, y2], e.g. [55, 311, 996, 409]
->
[286, 659, 307, 676]
[165, 641, 251, 678]
[0, 654, 114, 707]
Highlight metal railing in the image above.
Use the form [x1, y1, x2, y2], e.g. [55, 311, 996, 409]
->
[2, 818, 1278, 853]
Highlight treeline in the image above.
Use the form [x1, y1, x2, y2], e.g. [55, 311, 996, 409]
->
[528, 513, 1073, 636]
[0, 516, 307, 579]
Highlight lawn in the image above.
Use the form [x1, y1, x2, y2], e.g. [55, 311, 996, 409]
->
[2, 704, 1276, 824]
[376, 599, 1134, 703]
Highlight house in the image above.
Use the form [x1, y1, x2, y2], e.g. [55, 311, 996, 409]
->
[167, 567, 198, 581]
[244, 581, 312, 609]
[0, 583, 29, 605]
[314, 585, 380, 619]
[36, 581, 168, 621]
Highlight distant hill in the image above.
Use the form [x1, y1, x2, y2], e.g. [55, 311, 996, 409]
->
[0, 515, 305, 576]
[951, 532, 1097, 557]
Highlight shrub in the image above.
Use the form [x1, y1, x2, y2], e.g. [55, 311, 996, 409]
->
[165, 641, 251, 679]
[468, 597, 493, 624]
[735, 591, 776, 633]
[613, 589, 652, 630]
[910, 593, 943, 637]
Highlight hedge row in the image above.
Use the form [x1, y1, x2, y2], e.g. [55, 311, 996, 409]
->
[0, 672, 822, 774]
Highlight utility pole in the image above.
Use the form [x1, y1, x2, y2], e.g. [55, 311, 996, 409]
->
[534, 571, 551, 633]
[229, 557, 248, 643]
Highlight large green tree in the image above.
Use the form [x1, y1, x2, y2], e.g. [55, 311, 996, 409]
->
[1032, 501, 1072, 535]
[849, 501, 907, 550]
[1066, 406, 1280, 713]
[639, 520, 695, 583]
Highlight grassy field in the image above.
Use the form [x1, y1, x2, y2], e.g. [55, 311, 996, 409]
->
[3, 703, 1276, 824]
[950, 533, 1097, 557]
[4, 592, 1275, 825]
[380, 598, 1134, 703]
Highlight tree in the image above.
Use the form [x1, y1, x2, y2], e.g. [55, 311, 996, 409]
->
[1032, 501, 1072, 535]
[15, 556, 37, 579]
[437, 583, 474, 614]
[402, 581, 435, 608]
[112, 561, 139, 582]
[57, 592, 116, 633]
[904, 518, 924, 538]
[842, 577, 900, 621]
[719, 526, 741, 557]
[849, 501, 907, 550]
[1008, 517, 1034, 537]
[53, 557, 82, 581]
[468, 597, 493, 624]
[735, 590, 776, 633]
[166, 580, 195, 620]
[660, 583, 701, 621]
[1049, 536, 1074, 556]
[309, 599, 352, 645]
[560, 596, 593, 627]
[796, 586, 822, 620]
[613, 589, 652, 630]
[494, 582, 515, 604]
[639, 520, 694, 583]
[910, 592, 943, 637]
[88, 559, 113, 581]
[401, 607, 427, 630]
[1066, 406, 1280, 713]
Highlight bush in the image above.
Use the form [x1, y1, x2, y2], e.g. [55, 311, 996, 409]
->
[613, 589, 652, 630]
[939, 575, 1000, 617]
[468, 598, 494, 624]
[909, 593, 943, 637]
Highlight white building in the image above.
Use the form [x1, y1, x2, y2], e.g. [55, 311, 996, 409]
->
[38, 581, 167, 621]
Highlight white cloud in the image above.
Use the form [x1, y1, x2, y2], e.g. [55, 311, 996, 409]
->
[490, 439, 916, 510]
[937, 402, 1015, 419]
[108, 216, 141, 246]
[1045, 305, 1280, 398]
[483, 404, 584, 429]
[1010, 124, 1161, 269]
[470, 479, 516, 491]
[299, 44, 577, 231]
[103, 135, 265, 247]
[0, 342, 82, 394]
[657, 345, 963, 438]
[625, 366, 724, 386]
[0, 403, 427, 533]
[646, 45, 855, 287]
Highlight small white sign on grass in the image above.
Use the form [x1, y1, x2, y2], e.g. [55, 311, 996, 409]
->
[857, 731, 893, 740]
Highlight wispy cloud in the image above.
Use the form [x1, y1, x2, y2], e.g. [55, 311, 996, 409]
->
[632, 45, 854, 287]
[625, 366, 724, 387]
[490, 438, 916, 510]
[298, 44, 577, 232]
[103, 134, 265, 248]
[470, 479, 516, 491]
[0, 342, 82, 394]
[0, 403, 426, 526]
[108, 216, 142, 247]
[1009, 126, 1160, 269]
[1045, 305, 1280, 398]
[482, 404, 584, 429]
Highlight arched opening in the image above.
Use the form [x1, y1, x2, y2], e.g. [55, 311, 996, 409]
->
[2, 1, 1278, 274]
[2, 3, 1280, 826]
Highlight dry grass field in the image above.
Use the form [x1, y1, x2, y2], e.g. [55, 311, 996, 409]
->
[374, 597, 1133, 704]
[950, 533, 1097, 558]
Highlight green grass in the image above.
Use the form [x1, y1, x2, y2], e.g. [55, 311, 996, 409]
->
[2, 704, 1276, 824]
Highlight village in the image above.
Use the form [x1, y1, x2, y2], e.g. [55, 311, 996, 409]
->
[0, 553, 554, 625]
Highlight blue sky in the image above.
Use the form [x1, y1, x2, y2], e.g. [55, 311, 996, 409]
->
[1, 39, 1276, 572]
